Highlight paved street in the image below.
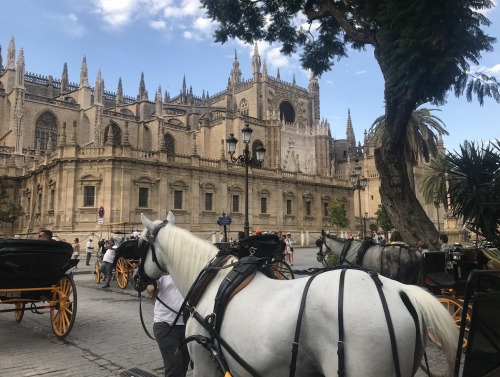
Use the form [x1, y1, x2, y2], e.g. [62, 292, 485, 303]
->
[0, 247, 451, 376]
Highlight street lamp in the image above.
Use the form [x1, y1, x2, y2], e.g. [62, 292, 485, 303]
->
[350, 159, 367, 238]
[364, 212, 369, 239]
[226, 124, 266, 238]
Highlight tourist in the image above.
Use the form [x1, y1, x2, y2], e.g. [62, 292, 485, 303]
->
[285, 232, 295, 266]
[85, 238, 94, 265]
[38, 229, 53, 240]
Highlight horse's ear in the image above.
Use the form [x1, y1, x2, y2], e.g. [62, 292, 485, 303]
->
[141, 213, 156, 232]
[321, 229, 325, 237]
[166, 211, 175, 225]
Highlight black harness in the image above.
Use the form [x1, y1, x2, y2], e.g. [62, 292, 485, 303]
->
[134, 224, 406, 377]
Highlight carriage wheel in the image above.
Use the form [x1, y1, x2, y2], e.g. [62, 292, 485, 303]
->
[15, 302, 25, 323]
[270, 260, 295, 280]
[428, 296, 470, 348]
[115, 257, 129, 289]
[50, 274, 77, 339]
[95, 260, 101, 283]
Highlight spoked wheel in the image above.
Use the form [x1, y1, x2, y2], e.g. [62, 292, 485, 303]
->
[95, 260, 101, 283]
[428, 296, 470, 348]
[115, 257, 129, 289]
[270, 260, 295, 280]
[15, 302, 25, 323]
[50, 274, 77, 339]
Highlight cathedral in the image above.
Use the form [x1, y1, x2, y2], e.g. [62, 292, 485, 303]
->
[0, 36, 450, 243]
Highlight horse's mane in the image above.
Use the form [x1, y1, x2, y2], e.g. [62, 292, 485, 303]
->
[325, 233, 348, 242]
[158, 224, 220, 294]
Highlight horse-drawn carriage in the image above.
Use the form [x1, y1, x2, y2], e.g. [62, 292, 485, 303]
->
[95, 239, 140, 289]
[0, 239, 78, 339]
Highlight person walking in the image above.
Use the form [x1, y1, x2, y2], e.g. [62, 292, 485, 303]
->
[146, 276, 190, 377]
[98, 240, 115, 288]
[71, 238, 80, 268]
[439, 234, 454, 272]
[285, 233, 295, 266]
[85, 238, 94, 265]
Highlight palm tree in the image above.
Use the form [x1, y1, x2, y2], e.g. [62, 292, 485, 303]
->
[443, 141, 500, 246]
[417, 154, 449, 212]
[369, 108, 449, 191]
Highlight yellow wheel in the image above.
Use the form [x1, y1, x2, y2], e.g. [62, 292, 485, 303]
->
[270, 260, 295, 280]
[15, 302, 25, 323]
[50, 274, 77, 339]
[95, 260, 101, 283]
[115, 257, 129, 289]
[428, 296, 470, 348]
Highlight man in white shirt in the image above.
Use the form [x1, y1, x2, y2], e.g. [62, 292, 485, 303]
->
[147, 276, 189, 377]
[98, 240, 115, 288]
[85, 239, 94, 265]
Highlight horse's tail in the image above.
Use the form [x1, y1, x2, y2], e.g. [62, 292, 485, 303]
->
[400, 284, 458, 377]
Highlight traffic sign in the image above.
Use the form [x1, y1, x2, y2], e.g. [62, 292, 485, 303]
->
[218, 216, 232, 226]
[97, 218, 104, 225]
[98, 206, 105, 218]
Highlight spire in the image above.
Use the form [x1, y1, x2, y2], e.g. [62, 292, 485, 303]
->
[182, 75, 187, 99]
[116, 77, 123, 106]
[7, 36, 15, 70]
[61, 63, 69, 92]
[262, 59, 267, 78]
[15, 48, 25, 88]
[138, 72, 147, 101]
[79, 55, 90, 87]
[164, 90, 170, 102]
[252, 43, 261, 79]
[346, 109, 356, 148]
[230, 50, 242, 87]
[94, 69, 104, 106]
[292, 74, 296, 85]
[156, 85, 163, 118]
[276, 68, 280, 80]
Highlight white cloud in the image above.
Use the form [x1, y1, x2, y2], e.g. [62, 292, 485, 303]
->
[184, 31, 193, 39]
[266, 47, 288, 68]
[150, 19, 167, 29]
[193, 17, 214, 33]
[93, 0, 138, 27]
[49, 12, 87, 38]
[470, 64, 500, 79]
[354, 70, 367, 76]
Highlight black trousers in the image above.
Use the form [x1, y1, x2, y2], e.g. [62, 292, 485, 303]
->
[153, 322, 189, 377]
[98, 261, 113, 285]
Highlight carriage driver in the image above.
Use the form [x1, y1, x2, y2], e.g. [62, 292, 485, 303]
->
[98, 240, 115, 288]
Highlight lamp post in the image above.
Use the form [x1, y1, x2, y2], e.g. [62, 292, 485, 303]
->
[350, 159, 367, 238]
[226, 124, 266, 238]
[364, 212, 369, 239]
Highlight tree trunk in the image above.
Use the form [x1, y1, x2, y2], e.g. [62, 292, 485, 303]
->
[373, 76, 439, 249]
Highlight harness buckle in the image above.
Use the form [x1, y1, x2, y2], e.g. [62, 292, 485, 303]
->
[205, 313, 216, 327]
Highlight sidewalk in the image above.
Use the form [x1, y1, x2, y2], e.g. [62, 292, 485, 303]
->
[71, 256, 97, 275]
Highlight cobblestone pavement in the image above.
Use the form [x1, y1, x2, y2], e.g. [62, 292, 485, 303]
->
[0, 249, 458, 376]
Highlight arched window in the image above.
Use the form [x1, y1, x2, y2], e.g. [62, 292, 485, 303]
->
[279, 101, 295, 123]
[164, 133, 175, 156]
[35, 111, 58, 152]
[104, 123, 122, 146]
[240, 98, 249, 116]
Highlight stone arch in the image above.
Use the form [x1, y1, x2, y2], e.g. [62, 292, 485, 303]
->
[279, 100, 295, 123]
[81, 114, 91, 144]
[104, 122, 122, 146]
[35, 110, 58, 152]
[164, 133, 175, 156]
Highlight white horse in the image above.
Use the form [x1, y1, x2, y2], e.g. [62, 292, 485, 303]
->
[317, 232, 424, 285]
[136, 214, 457, 377]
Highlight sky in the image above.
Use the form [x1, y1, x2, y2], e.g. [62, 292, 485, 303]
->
[0, 0, 498, 152]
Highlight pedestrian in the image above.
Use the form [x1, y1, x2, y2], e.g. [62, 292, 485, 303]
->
[72, 238, 80, 268]
[85, 238, 94, 265]
[417, 241, 429, 255]
[389, 231, 404, 243]
[146, 276, 190, 377]
[38, 229, 53, 240]
[237, 231, 245, 242]
[255, 228, 262, 235]
[285, 232, 295, 266]
[98, 240, 115, 288]
[439, 234, 454, 271]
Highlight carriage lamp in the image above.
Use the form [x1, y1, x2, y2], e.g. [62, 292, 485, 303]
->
[351, 159, 367, 238]
[226, 124, 266, 238]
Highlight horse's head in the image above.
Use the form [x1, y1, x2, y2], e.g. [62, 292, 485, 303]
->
[315, 229, 328, 262]
[132, 212, 174, 292]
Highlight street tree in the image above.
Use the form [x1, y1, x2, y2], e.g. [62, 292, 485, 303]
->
[0, 176, 23, 224]
[327, 200, 349, 234]
[200, 0, 499, 248]
[418, 154, 449, 213]
[375, 204, 393, 241]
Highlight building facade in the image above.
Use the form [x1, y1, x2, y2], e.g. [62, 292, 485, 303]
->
[0, 37, 364, 242]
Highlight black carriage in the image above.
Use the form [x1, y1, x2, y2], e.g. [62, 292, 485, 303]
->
[0, 239, 78, 339]
[94, 239, 140, 289]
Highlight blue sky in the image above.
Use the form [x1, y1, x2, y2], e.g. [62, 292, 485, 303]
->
[1, 0, 498, 152]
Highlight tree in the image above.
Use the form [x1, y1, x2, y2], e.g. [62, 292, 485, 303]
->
[369, 108, 449, 191]
[418, 154, 449, 213]
[375, 204, 393, 241]
[0, 176, 23, 224]
[200, 0, 499, 248]
[327, 200, 349, 234]
[442, 141, 500, 247]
